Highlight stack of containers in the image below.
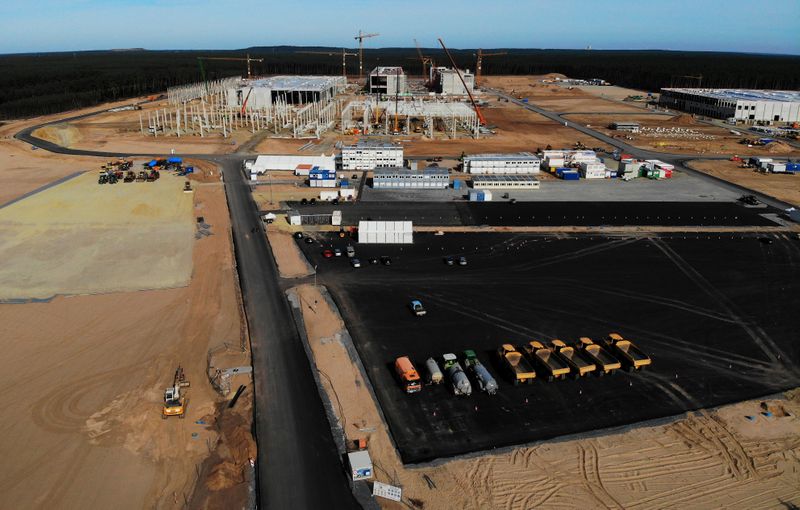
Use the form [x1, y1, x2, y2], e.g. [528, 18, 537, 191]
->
[768, 162, 787, 173]
[559, 169, 580, 180]
[785, 162, 800, 173]
[468, 190, 493, 201]
[579, 161, 606, 179]
[309, 167, 337, 188]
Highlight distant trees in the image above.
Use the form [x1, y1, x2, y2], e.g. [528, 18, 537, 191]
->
[1, 48, 798, 119]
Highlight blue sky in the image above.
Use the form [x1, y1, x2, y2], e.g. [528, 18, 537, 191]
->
[0, 0, 798, 55]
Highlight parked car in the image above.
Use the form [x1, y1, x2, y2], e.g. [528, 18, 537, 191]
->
[444, 256, 455, 266]
[334, 248, 342, 257]
[410, 300, 426, 316]
[322, 249, 334, 259]
[292, 232, 302, 241]
[458, 256, 467, 266]
[304, 236, 314, 244]
[369, 257, 379, 265]
[350, 258, 361, 268]
[380, 256, 392, 266]
[346, 245, 356, 258]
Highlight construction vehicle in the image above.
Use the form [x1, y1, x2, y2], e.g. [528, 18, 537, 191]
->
[523, 340, 570, 382]
[183, 181, 193, 193]
[550, 339, 596, 378]
[163, 365, 190, 419]
[136, 171, 147, 182]
[497, 344, 536, 385]
[442, 353, 472, 396]
[394, 356, 422, 394]
[425, 357, 443, 385]
[576, 337, 621, 376]
[124, 171, 135, 183]
[604, 333, 652, 372]
[98, 173, 108, 184]
[438, 38, 487, 126]
[463, 350, 498, 395]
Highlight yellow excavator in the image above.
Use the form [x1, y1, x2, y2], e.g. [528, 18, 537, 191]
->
[162, 365, 190, 419]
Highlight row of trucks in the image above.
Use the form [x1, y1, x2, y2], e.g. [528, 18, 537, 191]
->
[394, 351, 498, 397]
[498, 334, 651, 384]
[395, 333, 651, 395]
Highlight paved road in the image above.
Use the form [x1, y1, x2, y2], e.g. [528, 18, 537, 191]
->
[15, 117, 360, 509]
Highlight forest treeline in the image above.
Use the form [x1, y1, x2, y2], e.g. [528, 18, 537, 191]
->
[1, 47, 798, 119]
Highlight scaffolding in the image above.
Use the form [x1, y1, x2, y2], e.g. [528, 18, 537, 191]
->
[341, 97, 479, 138]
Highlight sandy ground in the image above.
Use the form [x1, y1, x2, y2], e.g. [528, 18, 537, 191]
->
[267, 230, 315, 278]
[295, 282, 800, 510]
[564, 113, 800, 157]
[0, 170, 194, 300]
[688, 159, 800, 207]
[0, 179, 255, 509]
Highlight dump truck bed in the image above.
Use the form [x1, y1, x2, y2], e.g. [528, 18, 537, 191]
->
[505, 352, 536, 382]
[557, 347, 596, 375]
[582, 344, 621, 371]
[613, 341, 652, 368]
[534, 350, 571, 377]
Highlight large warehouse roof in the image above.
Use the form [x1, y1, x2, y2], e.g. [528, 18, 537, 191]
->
[662, 88, 800, 102]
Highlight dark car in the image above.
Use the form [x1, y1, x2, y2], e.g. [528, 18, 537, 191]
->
[294, 232, 304, 239]
[369, 257, 379, 265]
[759, 237, 773, 245]
[380, 256, 392, 266]
[304, 236, 314, 244]
[444, 256, 455, 266]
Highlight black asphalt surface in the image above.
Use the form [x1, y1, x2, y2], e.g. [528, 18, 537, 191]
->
[304, 232, 800, 463]
[286, 201, 782, 227]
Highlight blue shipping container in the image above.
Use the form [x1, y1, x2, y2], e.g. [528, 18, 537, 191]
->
[453, 179, 462, 190]
[340, 179, 349, 187]
[522, 98, 529, 103]
[562, 171, 580, 181]
[168, 157, 182, 164]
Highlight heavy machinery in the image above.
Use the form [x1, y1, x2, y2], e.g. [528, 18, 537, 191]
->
[576, 337, 621, 376]
[442, 353, 472, 396]
[550, 339, 596, 378]
[163, 365, 190, 419]
[497, 344, 536, 385]
[394, 356, 422, 394]
[463, 350, 498, 395]
[437, 37, 487, 126]
[604, 333, 652, 372]
[425, 357, 443, 385]
[474, 49, 507, 87]
[523, 340, 570, 382]
[354, 30, 379, 80]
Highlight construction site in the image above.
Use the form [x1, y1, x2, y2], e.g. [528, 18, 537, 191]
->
[2, 23, 800, 510]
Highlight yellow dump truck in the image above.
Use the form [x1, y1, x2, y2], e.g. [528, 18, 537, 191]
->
[605, 333, 652, 372]
[523, 340, 570, 382]
[497, 344, 536, 385]
[576, 337, 621, 376]
[549, 339, 596, 378]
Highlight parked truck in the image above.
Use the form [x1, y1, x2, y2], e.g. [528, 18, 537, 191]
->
[576, 337, 621, 376]
[550, 339, 596, 378]
[497, 344, 536, 385]
[442, 353, 472, 396]
[523, 340, 570, 382]
[604, 333, 652, 372]
[425, 357, 443, 385]
[394, 356, 422, 394]
[463, 350, 498, 395]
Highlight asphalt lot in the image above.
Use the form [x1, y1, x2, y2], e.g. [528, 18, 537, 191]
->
[287, 201, 782, 227]
[302, 232, 800, 463]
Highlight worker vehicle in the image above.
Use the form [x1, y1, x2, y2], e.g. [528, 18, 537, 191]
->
[463, 350, 498, 395]
[98, 173, 108, 184]
[497, 344, 536, 385]
[136, 171, 147, 182]
[369, 257, 379, 265]
[124, 171, 135, 183]
[549, 339, 596, 378]
[394, 356, 422, 394]
[444, 256, 455, 266]
[458, 256, 468, 266]
[442, 353, 472, 396]
[334, 248, 342, 257]
[350, 258, 361, 268]
[163, 365, 190, 419]
[323, 249, 334, 258]
[294, 232, 304, 239]
[576, 337, 621, 376]
[604, 333, 651, 372]
[523, 341, 570, 382]
[338, 228, 347, 238]
[346, 245, 356, 258]
[380, 256, 392, 266]
[410, 300, 426, 316]
[425, 357, 443, 385]
[304, 237, 314, 244]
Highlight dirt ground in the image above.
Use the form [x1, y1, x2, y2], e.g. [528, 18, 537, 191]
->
[267, 230, 314, 278]
[294, 282, 800, 510]
[565, 112, 800, 156]
[0, 103, 255, 508]
[688, 159, 800, 207]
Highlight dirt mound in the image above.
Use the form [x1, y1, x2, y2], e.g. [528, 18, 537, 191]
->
[205, 460, 243, 491]
[32, 123, 82, 147]
[667, 114, 699, 126]
[767, 140, 794, 154]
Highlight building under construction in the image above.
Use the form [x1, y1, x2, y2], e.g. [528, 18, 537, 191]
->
[162, 75, 347, 138]
[368, 67, 406, 96]
[341, 97, 480, 138]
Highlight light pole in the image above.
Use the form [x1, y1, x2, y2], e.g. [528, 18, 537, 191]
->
[313, 265, 318, 288]
[269, 172, 274, 205]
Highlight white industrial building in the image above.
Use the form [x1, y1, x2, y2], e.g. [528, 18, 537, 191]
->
[472, 175, 540, 189]
[341, 140, 403, 170]
[358, 221, 413, 244]
[610, 121, 640, 132]
[659, 88, 800, 124]
[463, 152, 541, 174]
[368, 67, 406, 96]
[432, 67, 475, 95]
[372, 167, 450, 189]
[248, 154, 336, 175]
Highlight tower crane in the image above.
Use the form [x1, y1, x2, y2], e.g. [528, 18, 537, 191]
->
[474, 49, 507, 87]
[437, 38, 486, 126]
[414, 39, 435, 84]
[298, 48, 358, 79]
[354, 30, 379, 80]
[197, 53, 264, 80]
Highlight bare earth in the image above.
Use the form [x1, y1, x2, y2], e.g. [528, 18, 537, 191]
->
[688, 159, 800, 207]
[295, 283, 800, 510]
[267, 229, 314, 278]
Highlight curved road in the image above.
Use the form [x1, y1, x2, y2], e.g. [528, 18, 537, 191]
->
[15, 110, 360, 510]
